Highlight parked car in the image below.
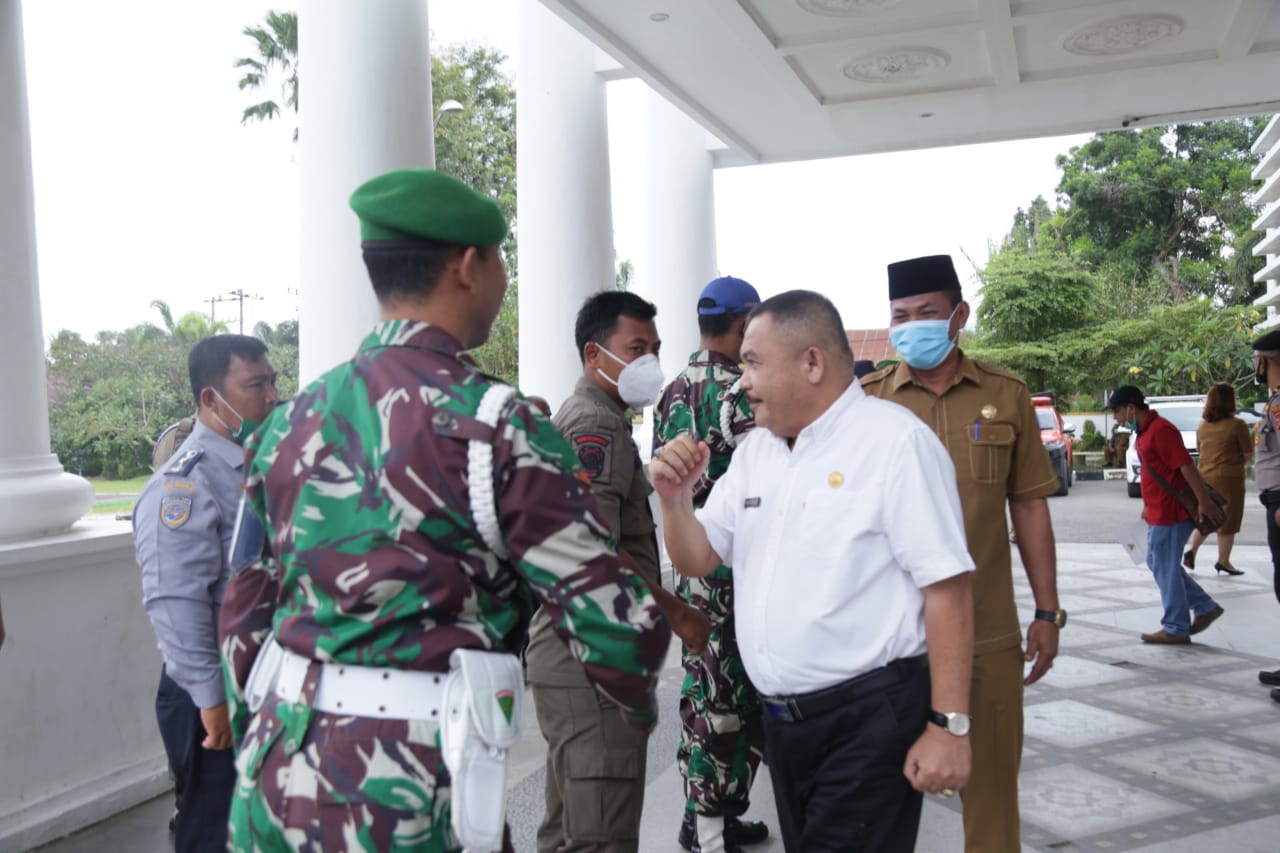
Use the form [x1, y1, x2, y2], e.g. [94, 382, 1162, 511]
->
[1124, 395, 1205, 498]
[1031, 394, 1075, 497]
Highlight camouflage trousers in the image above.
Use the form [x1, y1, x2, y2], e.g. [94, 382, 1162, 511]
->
[676, 565, 764, 817]
[228, 692, 492, 852]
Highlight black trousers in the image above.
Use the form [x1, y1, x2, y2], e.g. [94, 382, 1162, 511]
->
[1262, 489, 1280, 607]
[155, 667, 236, 853]
[761, 662, 930, 853]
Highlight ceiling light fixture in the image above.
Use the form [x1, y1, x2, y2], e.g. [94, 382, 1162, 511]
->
[649, 12, 670, 22]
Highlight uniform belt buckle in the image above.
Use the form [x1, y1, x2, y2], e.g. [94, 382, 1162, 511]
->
[762, 696, 801, 723]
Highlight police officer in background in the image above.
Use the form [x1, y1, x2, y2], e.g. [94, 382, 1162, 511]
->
[218, 170, 672, 851]
[1251, 330, 1280, 703]
[132, 333, 279, 852]
[861, 255, 1063, 852]
[652, 276, 769, 853]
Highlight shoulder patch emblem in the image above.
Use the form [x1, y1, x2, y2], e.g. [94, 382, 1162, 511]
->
[160, 495, 193, 529]
[574, 433, 610, 479]
[165, 448, 204, 476]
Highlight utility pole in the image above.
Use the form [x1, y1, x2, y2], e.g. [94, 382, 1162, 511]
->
[207, 289, 264, 333]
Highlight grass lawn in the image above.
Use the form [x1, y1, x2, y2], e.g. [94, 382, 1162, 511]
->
[88, 475, 150, 495]
[90, 498, 137, 516]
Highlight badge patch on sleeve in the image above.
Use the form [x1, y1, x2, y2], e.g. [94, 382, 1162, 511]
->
[161, 495, 193, 529]
[574, 433, 610, 480]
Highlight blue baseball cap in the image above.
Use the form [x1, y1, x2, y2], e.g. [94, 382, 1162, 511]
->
[697, 276, 760, 316]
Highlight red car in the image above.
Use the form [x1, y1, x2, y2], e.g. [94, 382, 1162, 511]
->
[1032, 394, 1076, 497]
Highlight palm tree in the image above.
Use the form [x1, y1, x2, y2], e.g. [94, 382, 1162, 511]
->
[235, 10, 298, 141]
[150, 299, 226, 346]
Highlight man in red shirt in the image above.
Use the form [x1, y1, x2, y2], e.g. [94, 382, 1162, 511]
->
[1106, 386, 1226, 643]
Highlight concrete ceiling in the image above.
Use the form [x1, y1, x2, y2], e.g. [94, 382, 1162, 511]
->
[540, 0, 1280, 166]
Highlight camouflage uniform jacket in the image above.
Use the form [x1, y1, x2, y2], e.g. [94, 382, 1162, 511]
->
[653, 349, 754, 508]
[526, 377, 662, 688]
[219, 320, 671, 748]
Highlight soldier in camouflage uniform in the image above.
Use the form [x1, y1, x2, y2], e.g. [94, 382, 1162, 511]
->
[218, 169, 672, 852]
[653, 277, 769, 853]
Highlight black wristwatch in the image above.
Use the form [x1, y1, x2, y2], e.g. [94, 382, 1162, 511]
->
[1034, 608, 1068, 628]
[929, 709, 972, 736]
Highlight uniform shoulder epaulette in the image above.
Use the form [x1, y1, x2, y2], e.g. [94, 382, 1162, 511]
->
[165, 448, 204, 476]
[859, 365, 895, 386]
[971, 358, 1029, 388]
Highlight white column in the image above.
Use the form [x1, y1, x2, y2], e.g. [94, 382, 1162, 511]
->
[0, 0, 93, 541]
[517, 0, 615, 409]
[638, 88, 718, 382]
[298, 0, 435, 384]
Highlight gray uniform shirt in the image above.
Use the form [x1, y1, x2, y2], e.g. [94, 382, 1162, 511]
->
[527, 377, 660, 687]
[1257, 390, 1280, 493]
[133, 420, 243, 708]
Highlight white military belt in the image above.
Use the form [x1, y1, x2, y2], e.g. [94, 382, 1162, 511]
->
[274, 646, 447, 721]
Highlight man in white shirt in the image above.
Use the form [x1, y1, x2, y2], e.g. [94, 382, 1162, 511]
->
[652, 290, 975, 852]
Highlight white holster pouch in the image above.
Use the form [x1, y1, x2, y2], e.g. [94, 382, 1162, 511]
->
[243, 632, 284, 714]
[440, 649, 525, 853]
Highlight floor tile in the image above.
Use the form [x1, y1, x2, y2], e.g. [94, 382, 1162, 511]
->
[1035, 655, 1138, 690]
[1105, 737, 1280, 801]
[1018, 764, 1185, 838]
[1024, 699, 1159, 748]
[1102, 683, 1265, 721]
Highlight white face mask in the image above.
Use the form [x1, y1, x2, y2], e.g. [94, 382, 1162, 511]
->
[596, 346, 665, 408]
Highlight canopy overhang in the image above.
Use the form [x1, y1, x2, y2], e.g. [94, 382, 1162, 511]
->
[541, 0, 1280, 166]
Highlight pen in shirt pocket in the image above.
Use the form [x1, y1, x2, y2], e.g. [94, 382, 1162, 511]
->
[974, 416, 980, 441]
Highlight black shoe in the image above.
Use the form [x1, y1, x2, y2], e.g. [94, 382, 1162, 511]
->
[1183, 550, 1195, 570]
[1214, 562, 1245, 576]
[726, 816, 770, 846]
[1260, 669, 1280, 687]
[679, 812, 769, 851]
[1272, 687, 1280, 704]
[679, 812, 696, 850]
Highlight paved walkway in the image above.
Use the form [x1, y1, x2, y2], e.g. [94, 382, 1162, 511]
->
[33, 543, 1280, 852]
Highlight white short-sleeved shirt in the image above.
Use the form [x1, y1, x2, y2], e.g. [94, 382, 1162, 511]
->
[697, 379, 974, 697]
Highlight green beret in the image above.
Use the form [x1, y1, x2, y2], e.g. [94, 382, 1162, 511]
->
[349, 169, 508, 247]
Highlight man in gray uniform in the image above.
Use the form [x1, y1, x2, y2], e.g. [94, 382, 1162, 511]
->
[133, 334, 278, 852]
[1252, 329, 1280, 703]
[529, 290, 709, 852]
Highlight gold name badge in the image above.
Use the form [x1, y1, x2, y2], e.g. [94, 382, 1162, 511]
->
[981, 405, 998, 420]
[828, 472, 845, 488]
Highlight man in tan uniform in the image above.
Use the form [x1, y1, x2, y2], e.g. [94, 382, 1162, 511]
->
[861, 254, 1064, 853]
[528, 290, 709, 852]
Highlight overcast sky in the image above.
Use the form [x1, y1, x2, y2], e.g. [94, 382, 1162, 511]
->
[22, 0, 1089, 343]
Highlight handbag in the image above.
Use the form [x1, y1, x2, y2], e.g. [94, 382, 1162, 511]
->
[1140, 460, 1228, 535]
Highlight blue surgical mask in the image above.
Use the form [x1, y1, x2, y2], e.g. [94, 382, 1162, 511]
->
[890, 305, 959, 370]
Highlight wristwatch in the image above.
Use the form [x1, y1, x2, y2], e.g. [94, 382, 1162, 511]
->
[1034, 608, 1068, 628]
[929, 709, 972, 736]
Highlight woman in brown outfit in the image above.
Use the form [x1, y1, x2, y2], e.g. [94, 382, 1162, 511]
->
[1184, 383, 1253, 575]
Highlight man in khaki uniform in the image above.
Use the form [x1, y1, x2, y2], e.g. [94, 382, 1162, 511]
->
[860, 254, 1064, 853]
[528, 290, 709, 852]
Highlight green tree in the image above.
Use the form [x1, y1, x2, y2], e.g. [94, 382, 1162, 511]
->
[47, 324, 193, 478]
[235, 9, 298, 140]
[1055, 119, 1266, 305]
[253, 318, 301, 398]
[233, 14, 520, 383]
[150, 299, 228, 346]
[975, 249, 1100, 345]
